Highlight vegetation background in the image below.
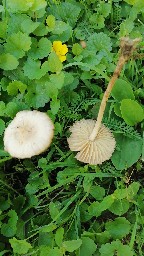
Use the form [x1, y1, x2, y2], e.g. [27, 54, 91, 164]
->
[0, 0, 144, 255]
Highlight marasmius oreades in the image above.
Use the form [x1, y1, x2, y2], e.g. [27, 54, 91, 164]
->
[67, 37, 141, 165]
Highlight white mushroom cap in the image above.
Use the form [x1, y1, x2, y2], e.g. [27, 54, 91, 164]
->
[4, 110, 54, 159]
[67, 119, 116, 165]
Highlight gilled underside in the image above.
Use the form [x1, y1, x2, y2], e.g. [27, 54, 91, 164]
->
[67, 119, 116, 165]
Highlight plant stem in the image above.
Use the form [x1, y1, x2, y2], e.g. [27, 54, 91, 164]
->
[89, 37, 141, 141]
[89, 55, 126, 141]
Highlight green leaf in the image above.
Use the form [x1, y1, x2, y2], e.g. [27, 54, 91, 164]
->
[99, 2, 111, 17]
[89, 186, 105, 200]
[21, 18, 40, 34]
[120, 99, 144, 126]
[29, 0, 47, 12]
[1, 210, 18, 237]
[25, 80, 50, 108]
[33, 23, 48, 36]
[49, 202, 60, 220]
[0, 5, 4, 12]
[0, 53, 19, 70]
[123, 0, 137, 4]
[113, 182, 140, 201]
[105, 217, 131, 239]
[87, 32, 112, 52]
[83, 174, 94, 193]
[41, 224, 57, 233]
[53, 21, 69, 34]
[55, 227, 64, 247]
[5, 102, 19, 118]
[80, 237, 97, 256]
[50, 99, 60, 115]
[7, 14, 39, 35]
[112, 134, 143, 170]
[49, 72, 65, 89]
[9, 237, 32, 254]
[7, 81, 27, 95]
[6, 0, 34, 12]
[0, 102, 6, 116]
[46, 82, 58, 100]
[23, 58, 49, 79]
[4, 32, 31, 59]
[46, 15, 56, 30]
[99, 240, 133, 256]
[126, 182, 140, 200]
[47, 52, 63, 73]
[0, 119, 5, 135]
[114, 103, 122, 117]
[90, 14, 105, 29]
[119, 19, 134, 37]
[95, 231, 110, 245]
[28, 38, 52, 59]
[48, 2, 81, 28]
[88, 195, 114, 217]
[72, 43, 83, 56]
[109, 199, 130, 216]
[112, 79, 135, 101]
[40, 246, 63, 256]
[0, 21, 7, 39]
[62, 239, 82, 252]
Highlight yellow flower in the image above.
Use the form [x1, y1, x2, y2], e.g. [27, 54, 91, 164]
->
[52, 41, 68, 62]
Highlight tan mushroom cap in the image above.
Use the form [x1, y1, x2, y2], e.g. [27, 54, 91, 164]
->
[4, 110, 54, 159]
[67, 119, 116, 165]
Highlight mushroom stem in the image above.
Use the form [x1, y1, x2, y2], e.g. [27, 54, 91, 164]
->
[89, 37, 141, 141]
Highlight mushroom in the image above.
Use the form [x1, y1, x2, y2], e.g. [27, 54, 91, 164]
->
[67, 37, 141, 165]
[4, 110, 54, 159]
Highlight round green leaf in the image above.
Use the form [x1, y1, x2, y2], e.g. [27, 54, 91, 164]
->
[112, 134, 142, 170]
[80, 237, 97, 256]
[47, 52, 63, 73]
[109, 199, 130, 216]
[46, 15, 56, 30]
[1, 210, 18, 237]
[99, 240, 133, 256]
[120, 99, 144, 126]
[4, 32, 32, 59]
[55, 227, 64, 247]
[62, 239, 82, 252]
[5, 102, 19, 118]
[111, 79, 135, 101]
[89, 185, 105, 200]
[9, 238, 32, 254]
[7, 81, 27, 95]
[72, 43, 83, 56]
[6, 0, 34, 12]
[0, 53, 19, 70]
[105, 217, 131, 239]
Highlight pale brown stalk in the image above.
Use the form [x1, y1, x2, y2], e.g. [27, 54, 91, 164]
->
[89, 37, 141, 141]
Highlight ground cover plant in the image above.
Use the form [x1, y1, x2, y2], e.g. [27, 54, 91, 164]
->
[0, 0, 144, 255]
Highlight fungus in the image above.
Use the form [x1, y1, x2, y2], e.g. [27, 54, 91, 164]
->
[67, 37, 141, 165]
[4, 110, 54, 159]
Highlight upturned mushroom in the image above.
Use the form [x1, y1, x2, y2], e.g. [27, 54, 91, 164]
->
[4, 110, 54, 159]
[67, 37, 141, 165]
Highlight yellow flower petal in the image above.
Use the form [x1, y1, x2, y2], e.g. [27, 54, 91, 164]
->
[61, 44, 68, 55]
[52, 41, 68, 62]
[59, 55, 66, 62]
[52, 41, 62, 52]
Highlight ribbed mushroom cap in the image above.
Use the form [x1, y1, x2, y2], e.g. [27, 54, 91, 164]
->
[67, 119, 116, 165]
[4, 110, 54, 159]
